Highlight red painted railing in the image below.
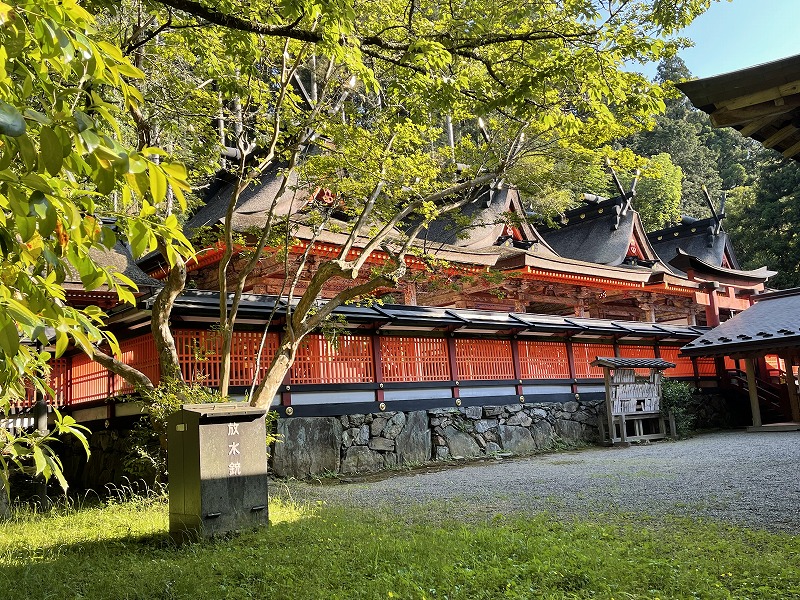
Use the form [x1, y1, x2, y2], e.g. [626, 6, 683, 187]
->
[381, 337, 450, 382]
[71, 352, 111, 404]
[22, 332, 719, 409]
[696, 357, 717, 377]
[455, 339, 514, 380]
[174, 330, 280, 388]
[618, 344, 656, 360]
[113, 335, 160, 395]
[290, 334, 373, 384]
[618, 344, 656, 376]
[658, 346, 696, 378]
[572, 343, 615, 379]
[518, 341, 570, 379]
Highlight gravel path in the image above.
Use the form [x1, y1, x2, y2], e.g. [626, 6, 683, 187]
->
[279, 430, 800, 532]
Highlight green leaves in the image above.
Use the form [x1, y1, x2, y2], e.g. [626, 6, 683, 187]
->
[0, 314, 19, 358]
[128, 217, 157, 258]
[39, 126, 63, 176]
[0, 408, 91, 495]
[0, 101, 26, 137]
[149, 164, 167, 204]
[0, 1, 195, 433]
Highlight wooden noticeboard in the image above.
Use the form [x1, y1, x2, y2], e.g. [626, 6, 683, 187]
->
[592, 358, 676, 445]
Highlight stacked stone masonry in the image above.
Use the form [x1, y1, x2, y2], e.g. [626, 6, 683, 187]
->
[270, 400, 603, 478]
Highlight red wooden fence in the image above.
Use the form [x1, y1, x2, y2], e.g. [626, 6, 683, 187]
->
[17, 332, 722, 408]
[618, 344, 657, 375]
[290, 334, 373, 384]
[572, 343, 615, 378]
[381, 337, 450, 382]
[658, 345, 696, 378]
[518, 341, 570, 379]
[454, 339, 515, 380]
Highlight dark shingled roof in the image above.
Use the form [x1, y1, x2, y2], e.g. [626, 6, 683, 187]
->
[590, 357, 676, 370]
[668, 249, 776, 283]
[157, 291, 702, 341]
[538, 194, 653, 266]
[67, 242, 161, 288]
[185, 166, 305, 232]
[649, 217, 732, 269]
[682, 288, 800, 357]
[419, 187, 554, 252]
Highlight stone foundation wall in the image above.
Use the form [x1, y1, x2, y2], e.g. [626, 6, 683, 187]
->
[271, 400, 603, 478]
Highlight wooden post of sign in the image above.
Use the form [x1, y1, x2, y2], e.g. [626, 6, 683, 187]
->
[744, 356, 762, 428]
[565, 339, 578, 395]
[603, 367, 615, 443]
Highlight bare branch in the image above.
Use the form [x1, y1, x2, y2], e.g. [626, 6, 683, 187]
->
[151, 0, 598, 68]
[352, 171, 497, 272]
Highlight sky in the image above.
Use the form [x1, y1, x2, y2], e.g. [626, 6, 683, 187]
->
[645, 0, 800, 79]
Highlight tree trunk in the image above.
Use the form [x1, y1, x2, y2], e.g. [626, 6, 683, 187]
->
[219, 325, 234, 397]
[250, 337, 299, 408]
[151, 257, 186, 382]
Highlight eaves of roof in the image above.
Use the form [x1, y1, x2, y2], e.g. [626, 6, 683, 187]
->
[668, 249, 776, 284]
[135, 291, 701, 340]
[681, 287, 800, 357]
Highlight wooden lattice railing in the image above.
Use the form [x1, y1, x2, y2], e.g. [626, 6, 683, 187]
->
[572, 343, 615, 379]
[518, 341, 570, 379]
[454, 339, 514, 380]
[18, 333, 720, 408]
[381, 337, 450, 382]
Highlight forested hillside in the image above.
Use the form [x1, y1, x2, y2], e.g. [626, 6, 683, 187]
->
[622, 57, 800, 289]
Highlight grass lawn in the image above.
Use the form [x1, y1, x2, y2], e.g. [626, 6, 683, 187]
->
[2, 492, 799, 600]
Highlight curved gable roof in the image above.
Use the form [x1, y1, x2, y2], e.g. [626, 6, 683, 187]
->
[419, 187, 557, 255]
[538, 195, 658, 266]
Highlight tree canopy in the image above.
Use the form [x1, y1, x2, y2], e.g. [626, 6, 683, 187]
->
[0, 0, 192, 491]
[0, 0, 719, 486]
[623, 55, 767, 226]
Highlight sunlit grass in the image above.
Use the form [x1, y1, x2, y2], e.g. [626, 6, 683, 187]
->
[2, 493, 799, 599]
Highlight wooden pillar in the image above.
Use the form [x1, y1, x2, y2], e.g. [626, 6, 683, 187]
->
[602, 367, 615, 443]
[701, 282, 721, 327]
[691, 356, 700, 389]
[510, 337, 524, 396]
[447, 336, 460, 399]
[744, 357, 762, 428]
[372, 334, 385, 404]
[66, 355, 73, 406]
[280, 369, 292, 407]
[784, 353, 800, 422]
[565, 339, 578, 394]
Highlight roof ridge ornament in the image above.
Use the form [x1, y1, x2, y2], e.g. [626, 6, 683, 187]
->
[702, 185, 726, 234]
[606, 159, 638, 230]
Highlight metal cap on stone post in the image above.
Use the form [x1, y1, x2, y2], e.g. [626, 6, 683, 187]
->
[168, 402, 269, 542]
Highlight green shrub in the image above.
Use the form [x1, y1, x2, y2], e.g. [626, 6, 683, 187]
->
[661, 378, 695, 437]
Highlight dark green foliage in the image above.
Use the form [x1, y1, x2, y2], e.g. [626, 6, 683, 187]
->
[726, 156, 800, 289]
[631, 56, 799, 285]
[625, 56, 768, 228]
[661, 378, 696, 436]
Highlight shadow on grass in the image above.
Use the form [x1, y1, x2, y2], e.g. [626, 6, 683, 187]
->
[2, 502, 799, 600]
